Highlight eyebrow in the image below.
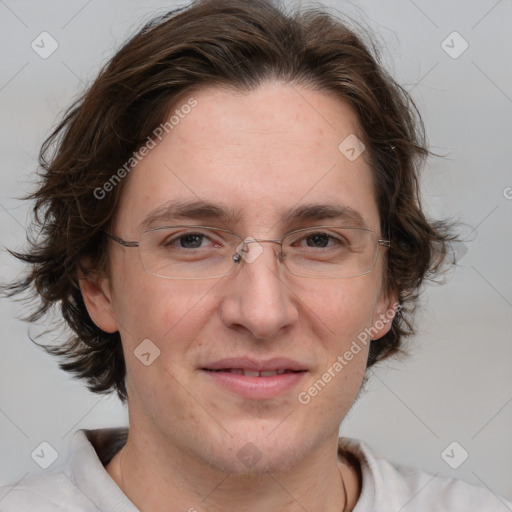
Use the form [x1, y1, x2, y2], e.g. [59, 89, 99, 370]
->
[139, 200, 367, 231]
[139, 200, 242, 230]
[281, 203, 366, 228]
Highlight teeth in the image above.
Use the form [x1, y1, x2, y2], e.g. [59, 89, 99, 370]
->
[222, 369, 291, 377]
[243, 370, 260, 377]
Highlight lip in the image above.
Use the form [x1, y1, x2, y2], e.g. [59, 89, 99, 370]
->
[202, 357, 308, 372]
[201, 357, 308, 400]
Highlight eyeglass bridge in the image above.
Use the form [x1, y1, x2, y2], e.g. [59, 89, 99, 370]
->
[232, 238, 285, 264]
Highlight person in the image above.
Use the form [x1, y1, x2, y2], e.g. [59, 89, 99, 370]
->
[1, 0, 510, 510]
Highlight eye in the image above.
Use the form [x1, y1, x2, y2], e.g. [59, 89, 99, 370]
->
[293, 231, 348, 249]
[160, 229, 222, 250]
[304, 233, 333, 248]
[172, 233, 208, 249]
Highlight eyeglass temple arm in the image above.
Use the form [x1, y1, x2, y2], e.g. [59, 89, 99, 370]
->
[103, 231, 139, 248]
[104, 231, 389, 251]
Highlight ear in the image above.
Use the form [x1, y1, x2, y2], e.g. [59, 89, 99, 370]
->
[78, 261, 119, 333]
[370, 290, 399, 341]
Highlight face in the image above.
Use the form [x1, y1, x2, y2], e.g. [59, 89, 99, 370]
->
[83, 81, 395, 474]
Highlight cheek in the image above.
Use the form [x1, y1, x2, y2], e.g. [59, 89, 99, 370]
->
[299, 273, 382, 348]
[294, 277, 378, 412]
[115, 277, 217, 408]
[110, 251, 216, 354]
[298, 342, 368, 429]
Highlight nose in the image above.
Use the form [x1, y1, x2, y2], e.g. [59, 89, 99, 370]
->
[220, 240, 299, 340]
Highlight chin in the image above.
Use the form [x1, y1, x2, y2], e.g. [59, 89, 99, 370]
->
[201, 445, 309, 475]
[193, 425, 320, 475]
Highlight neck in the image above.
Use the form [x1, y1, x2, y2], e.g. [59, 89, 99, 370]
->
[105, 428, 360, 512]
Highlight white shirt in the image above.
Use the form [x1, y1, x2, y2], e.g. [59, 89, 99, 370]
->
[0, 428, 510, 511]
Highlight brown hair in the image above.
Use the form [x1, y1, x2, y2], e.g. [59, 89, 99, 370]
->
[4, 0, 455, 403]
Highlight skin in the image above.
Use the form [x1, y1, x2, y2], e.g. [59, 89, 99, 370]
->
[80, 81, 396, 512]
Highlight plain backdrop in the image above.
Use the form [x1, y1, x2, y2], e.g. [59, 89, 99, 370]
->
[1, 0, 511, 504]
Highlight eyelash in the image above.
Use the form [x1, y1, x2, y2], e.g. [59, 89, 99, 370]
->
[161, 229, 349, 250]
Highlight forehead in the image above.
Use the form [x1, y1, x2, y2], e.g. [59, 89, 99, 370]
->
[115, 81, 380, 235]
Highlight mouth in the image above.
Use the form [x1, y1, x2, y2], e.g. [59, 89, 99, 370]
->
[204, 368, 301, 377]
[201, 358, 308, 399]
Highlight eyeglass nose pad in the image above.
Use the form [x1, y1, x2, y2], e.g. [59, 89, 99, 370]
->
[232, 243, 285, 265]
[232, 240, 249, 264]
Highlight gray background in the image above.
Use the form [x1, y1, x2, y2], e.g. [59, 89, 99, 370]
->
[1, 0, 511, 504]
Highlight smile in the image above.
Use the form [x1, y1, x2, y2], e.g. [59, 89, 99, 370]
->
[201, 359, 308, 399]
[206, 368, 299, 377]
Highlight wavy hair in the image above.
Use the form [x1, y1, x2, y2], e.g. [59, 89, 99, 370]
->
[4, 0, 455, 402]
